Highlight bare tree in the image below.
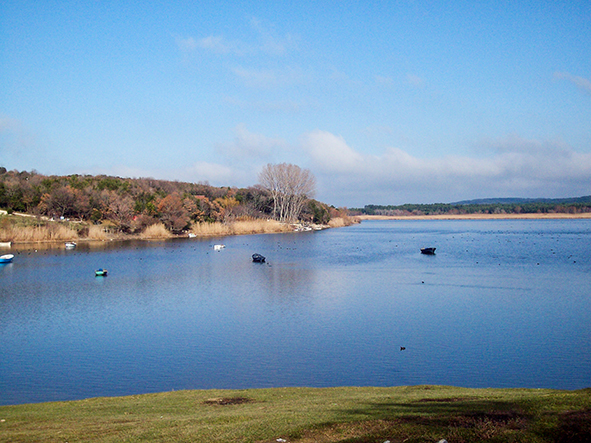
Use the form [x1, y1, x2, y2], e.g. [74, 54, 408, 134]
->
[258, 163, 316, 222]
[157, 193, 190, 233]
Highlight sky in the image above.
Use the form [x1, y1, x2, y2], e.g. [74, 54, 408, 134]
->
[1, 1, 590, 207]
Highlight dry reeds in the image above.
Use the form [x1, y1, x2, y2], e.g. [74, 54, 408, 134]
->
[190, 219, 291, 237]
[140, 223, 173, 239]
[87, 225, 109, 240]
[0, 223, 79, 242]
[328, 216, 359, 228]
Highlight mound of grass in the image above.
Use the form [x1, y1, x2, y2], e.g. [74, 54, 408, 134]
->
[1, 386, 590, 442]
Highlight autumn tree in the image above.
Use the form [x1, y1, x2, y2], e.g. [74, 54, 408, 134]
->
[258, 163, 316, 222]
[107, 194, 135, 230]
[38, 185, 79, 218]
[157, 193, 190, 233]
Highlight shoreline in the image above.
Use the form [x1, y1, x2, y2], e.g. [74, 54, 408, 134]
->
[1, 217, 357, 248]
[358, 213, 591, 221]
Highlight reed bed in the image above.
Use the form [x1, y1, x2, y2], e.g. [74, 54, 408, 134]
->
[139, 223, 173, 239]
[327, 216, 359, 228]
[190, 219, 291, 237]
[0, 223, 79, 242]
[0, 215, 113, 242]
[87, 225, 109, 240]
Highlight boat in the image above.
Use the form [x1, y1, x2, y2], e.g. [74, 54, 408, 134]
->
[95, 268, 108, 276]
[65, 242, 77, 249]
[0, 254, 14, 263]
[0, 241, 11, 248]
[420, 247, 436, 255]
[252, 253, 266, 263]
[214, 244, 226, 251]
[188, 233, 197, 238]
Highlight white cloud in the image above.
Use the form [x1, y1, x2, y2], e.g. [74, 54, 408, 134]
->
[217, 123, 289, 160]
[0, 115, 30, 154]
[163, 125, 293, 188]
[224, 96, 311, 113]
[554, 71, 591, 95]
[301, 130, 364, 174]
[406, 73, 425, 87]
[194, 36, 231, 54]
[177, 17, 296, 58]
[232, 66, 277, 86]
[78, 128, 591, 206]
[232, 65, 306, 88]
[176, 34, 248, 55]
[175, 36, 199, 52]
[0, 115, 45, 169]
[375, 75, 394, 86]
[299, 130, 591, 206]
[362, 125, 394, 136]
[248, 16, 294, 56]
[185, 161, 238, 185]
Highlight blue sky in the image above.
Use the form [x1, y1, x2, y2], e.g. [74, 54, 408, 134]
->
[2, 1, 590, 207]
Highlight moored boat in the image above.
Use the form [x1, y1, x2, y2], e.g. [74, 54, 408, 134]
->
[95, 268, 108, 276]
[0, 254, 14, 263]
[420, 247, 436, 255]
[252, 253, 266, 263]
[65, 242, 77, 249]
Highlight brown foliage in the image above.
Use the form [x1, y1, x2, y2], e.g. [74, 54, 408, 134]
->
[157, 193, 190, 233]
[0, 168, 331, 231]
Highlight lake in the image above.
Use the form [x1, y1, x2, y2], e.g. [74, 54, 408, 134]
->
[1, 219, 590, 405]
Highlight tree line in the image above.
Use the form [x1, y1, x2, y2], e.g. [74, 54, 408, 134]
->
[0, 165, 333, 233]
[352, 199, 591, 216]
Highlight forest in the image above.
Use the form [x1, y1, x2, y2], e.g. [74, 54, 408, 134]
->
[0, 167, 337, 237]
[353, 197, 591, 217]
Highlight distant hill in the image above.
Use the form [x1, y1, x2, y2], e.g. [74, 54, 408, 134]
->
[452, 196, 591, 205]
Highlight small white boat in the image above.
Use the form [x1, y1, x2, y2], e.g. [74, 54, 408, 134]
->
[0, 241, 11, 248]
[0, 254, 14, 263]
[188, 233, 197, 238]
[214, 244, 226, 251]
[65, 242, 77, 249]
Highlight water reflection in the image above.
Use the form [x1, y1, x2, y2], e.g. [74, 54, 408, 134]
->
[1, 220, 590, 405]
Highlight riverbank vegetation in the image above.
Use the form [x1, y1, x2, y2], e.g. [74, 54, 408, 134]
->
[1, 385, 589, 442]
[352, 197, 591, 218]
[0, 167, 354, 243]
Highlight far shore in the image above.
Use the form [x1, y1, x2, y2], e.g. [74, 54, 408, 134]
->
[358, 212, 591, 221]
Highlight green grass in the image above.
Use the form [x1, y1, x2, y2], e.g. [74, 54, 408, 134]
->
[1, 386, 590, 442]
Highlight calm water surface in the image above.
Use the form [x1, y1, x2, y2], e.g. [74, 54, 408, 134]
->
[1, 219, 590, 405]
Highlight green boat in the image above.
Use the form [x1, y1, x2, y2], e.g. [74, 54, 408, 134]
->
[95, 268, 108, 276]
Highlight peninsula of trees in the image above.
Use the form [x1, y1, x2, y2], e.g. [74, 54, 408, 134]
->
[352, 197, 591, 217]
[0, 165, 348, 242]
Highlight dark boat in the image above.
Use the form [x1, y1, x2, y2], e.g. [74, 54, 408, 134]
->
[252, 253, 266, 263]
[420, 247, 436, 255]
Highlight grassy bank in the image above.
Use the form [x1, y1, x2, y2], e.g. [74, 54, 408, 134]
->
[1, 385, 589, 442]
